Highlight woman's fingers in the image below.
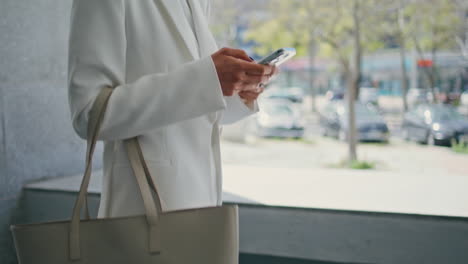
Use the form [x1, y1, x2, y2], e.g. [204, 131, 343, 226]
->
[239, 87, 265, 101]
[239, 60, 275, 76]
[240, 72, 270, 85]
[212, 47, 278, 96]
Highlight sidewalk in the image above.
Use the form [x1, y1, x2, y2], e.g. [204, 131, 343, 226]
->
[222, 164, 468, 218]
[26, 164, 468, 218]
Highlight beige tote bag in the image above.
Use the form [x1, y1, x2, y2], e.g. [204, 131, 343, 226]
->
[11, 86, 239, 264]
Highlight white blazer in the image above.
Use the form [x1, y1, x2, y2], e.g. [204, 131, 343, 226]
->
[68, 0, 257, 217]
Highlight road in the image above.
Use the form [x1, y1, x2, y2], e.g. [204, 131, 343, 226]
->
[221, 136, 468, 177]
[219, 95, 468, 216]
[222, 95, 468, 177]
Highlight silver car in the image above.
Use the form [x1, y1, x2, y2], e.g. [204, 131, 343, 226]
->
[251, 99, 305, 138]
[320, 102, 390, 142]
[406, 88, 432, 107]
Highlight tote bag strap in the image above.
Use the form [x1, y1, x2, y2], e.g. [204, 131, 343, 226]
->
[127, 138, 163, 213]
[69, 86, 161, 260]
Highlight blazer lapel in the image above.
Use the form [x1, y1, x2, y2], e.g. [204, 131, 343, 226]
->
[187, 0, 221, 123]
[187, 0, 219, 57]
[158, 0, 199, 60]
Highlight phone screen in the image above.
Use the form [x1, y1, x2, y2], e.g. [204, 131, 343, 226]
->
[258, 48, 296, 66]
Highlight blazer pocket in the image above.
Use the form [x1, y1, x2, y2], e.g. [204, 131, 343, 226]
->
[146, 161, 176, 177]
[138, 131, 172, 164]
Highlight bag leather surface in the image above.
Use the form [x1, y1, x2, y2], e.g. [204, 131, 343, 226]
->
[11, 86, 239, 264]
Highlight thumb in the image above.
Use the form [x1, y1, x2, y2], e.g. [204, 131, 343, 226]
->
[221, 48, 253, 62]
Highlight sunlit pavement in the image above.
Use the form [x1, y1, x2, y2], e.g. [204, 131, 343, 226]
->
[220, 137, 468, 217]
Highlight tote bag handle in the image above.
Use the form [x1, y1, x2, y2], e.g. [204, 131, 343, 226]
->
[69, 86, 162, 260]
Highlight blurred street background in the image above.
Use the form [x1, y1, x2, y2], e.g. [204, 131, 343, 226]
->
[221, 95, 468, 178]
[2, 1, 468, 263]
[210, 0, 468, 181]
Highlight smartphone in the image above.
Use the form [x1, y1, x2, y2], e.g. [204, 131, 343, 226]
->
[257, 48, 296, 66]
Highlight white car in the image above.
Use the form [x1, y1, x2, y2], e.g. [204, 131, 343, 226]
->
[461, 91, 468, 106]
[459, 91, 468, 116]
[359, 87, 379, 106]
[221, 99, 305, 142]
[406, 88, 431, 107]
[253, 99, 305, 138]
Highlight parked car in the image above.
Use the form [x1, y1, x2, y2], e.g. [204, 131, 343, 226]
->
[460, 91, 468, 116]
[325, 89, 345, 101]
[406, 88, 431, 107]
[401, 104, 468, 146]
[461, 91, 468, 106]
[263, 87, 304, 103]
[251, 99, 305, 138]
[359, 87, 379, 106]
[436, 91, 461, 105]
[319, 102, 390, 142]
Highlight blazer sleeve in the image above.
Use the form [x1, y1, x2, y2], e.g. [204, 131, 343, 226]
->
[68, 0, 227, 140]
[203, 0, 259, 125]
[219, 95, 259, 125]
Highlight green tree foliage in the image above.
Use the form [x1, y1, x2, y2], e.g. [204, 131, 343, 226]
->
[210, 0, 238, 46]
[246, 0, 386, 163]
[210, 0, 464, 163]
[246, 0, 383, 73]
[405, 0, 460, 53]
[404, 0, 461, 100]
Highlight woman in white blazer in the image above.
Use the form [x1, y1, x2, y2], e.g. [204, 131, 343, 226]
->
[68, 0, 275, 218]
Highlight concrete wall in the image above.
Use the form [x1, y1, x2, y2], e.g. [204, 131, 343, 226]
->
[0, 1, 102, 263]
[16, 187, 468, 264]
[14, 189, 359, 264]
[239, 205, 468, 264]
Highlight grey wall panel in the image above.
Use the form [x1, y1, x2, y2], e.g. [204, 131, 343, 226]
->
[0, 199, 19, 264]
[238, 205, 468, 264]
[3, 80, 89, 193]
[14, 189, 468, 264]
[0, 0, 103, 262]
[1, 84, 6, 192]
[15, 189, 345, 264]
[14, 190, 100, 225]
[0, 0, 90, 195]
[0, 0, 70, 87]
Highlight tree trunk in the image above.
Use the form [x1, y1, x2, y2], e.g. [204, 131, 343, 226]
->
[429, 46, 438, 103]
[347, 71, 358, 163]
[308, 37, 317, 112]
[354, 35, 362, 101]
[347, 0, 360, 164]
[398, 2, 409, 112]
[412, 35, 438, 103]
[428, 70, 437, 103]
[286, 70, 293, 87]
[399, 39, 409, 112]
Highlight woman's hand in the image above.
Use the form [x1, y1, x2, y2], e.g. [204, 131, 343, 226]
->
[239, 87, 264, 107]
[211, 48, 275, 96]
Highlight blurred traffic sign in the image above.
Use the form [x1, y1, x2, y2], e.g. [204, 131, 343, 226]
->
[417, 59, 433, 67]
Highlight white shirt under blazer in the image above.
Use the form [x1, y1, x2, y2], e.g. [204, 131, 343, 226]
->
[68, 0, 257, 218]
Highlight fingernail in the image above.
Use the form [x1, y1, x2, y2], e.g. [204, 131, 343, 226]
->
[249, 56, 255, 62]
